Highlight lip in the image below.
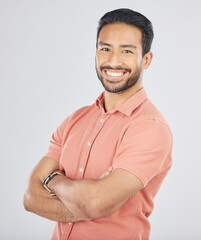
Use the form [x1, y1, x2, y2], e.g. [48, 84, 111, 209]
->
[103, 69, 128, 81]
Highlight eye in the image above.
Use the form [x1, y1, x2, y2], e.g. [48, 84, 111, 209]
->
[123, 49, 133, 54]
[101, 48, 110, 52]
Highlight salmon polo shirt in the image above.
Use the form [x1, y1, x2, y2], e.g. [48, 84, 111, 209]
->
[44, 88, 173, 240]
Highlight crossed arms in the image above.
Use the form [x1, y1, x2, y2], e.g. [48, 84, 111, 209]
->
[23, 156, 143, 223]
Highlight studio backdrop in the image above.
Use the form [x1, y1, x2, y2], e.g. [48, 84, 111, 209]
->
[1, 0, 201, 239]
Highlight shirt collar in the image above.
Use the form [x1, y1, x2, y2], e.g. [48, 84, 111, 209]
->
[95, 88, 148, 116]
[95, 92, 105, 109]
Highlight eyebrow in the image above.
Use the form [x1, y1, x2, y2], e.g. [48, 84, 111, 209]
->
[120, 44, 137, 49]
[98, 41, 111, 47]
[98, 41, 137, 49]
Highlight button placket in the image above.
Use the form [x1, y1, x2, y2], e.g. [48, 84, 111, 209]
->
[78, 114, 110, 179]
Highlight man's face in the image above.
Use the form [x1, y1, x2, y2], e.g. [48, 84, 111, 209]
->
[95, 23, 144, 94]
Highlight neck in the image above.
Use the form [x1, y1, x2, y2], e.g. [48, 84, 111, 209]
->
[104, 81, 142, 112]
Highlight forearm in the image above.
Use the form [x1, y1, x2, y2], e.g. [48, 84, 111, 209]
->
[48, 169, 143, 220]
[48, 175, 98, 220]
[23, 178, 78, 222]
[48, 175, 122, 220]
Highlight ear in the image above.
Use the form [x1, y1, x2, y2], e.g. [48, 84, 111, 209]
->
[142, 51, 153, 69]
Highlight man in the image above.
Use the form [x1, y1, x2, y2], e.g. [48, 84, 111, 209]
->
[23, 8, 173, 240]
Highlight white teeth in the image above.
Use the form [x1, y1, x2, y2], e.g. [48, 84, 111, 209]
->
[106, 71, 124, 77]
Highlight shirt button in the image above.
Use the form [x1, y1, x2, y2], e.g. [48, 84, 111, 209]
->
[100, 118, 104, 123]
[68, 222, 72, 225]
[87, 141, 91, 146]
[79, 168, 84, 173]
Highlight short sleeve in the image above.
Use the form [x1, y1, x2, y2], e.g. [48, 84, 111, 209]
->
[43, 117, 69, 161]
[113, 120, 173, 187]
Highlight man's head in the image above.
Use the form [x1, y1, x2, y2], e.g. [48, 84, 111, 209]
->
[95, 8, 154, 94]
[96, 8, 154, 57]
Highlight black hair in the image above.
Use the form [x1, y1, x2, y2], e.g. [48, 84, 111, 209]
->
[97, 8, 154, 56]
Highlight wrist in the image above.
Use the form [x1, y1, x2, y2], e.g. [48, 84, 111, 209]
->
[43, 171, 64, 195]
[48, 174, 64, 189]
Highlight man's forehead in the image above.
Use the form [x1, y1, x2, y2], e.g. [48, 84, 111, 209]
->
[99, 23, 141, 34]
[98, 23, 142, 44]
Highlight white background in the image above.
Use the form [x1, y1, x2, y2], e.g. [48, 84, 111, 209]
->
[1, 0, 201, 239]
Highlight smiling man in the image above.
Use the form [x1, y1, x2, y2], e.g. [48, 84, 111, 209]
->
[23, 8, 173, 240]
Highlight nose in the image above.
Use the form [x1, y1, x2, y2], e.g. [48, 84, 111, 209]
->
[107, 52, 123, 68]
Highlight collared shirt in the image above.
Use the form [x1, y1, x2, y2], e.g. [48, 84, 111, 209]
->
[44, 88, 173, 240]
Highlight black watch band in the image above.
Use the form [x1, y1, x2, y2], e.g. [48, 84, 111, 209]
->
[43, 171, 64, 195]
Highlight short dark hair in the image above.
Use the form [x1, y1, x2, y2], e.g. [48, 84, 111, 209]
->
[97, 8, 154, 56]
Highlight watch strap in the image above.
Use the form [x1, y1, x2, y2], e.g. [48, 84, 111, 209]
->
[43, 171, 64, 195]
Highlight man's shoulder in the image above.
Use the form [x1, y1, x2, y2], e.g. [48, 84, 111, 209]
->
[69, 103, 96, 119]
[130, 97, 172, 136]
[61, 103, 97, 126]
[142, 98, 170, 126]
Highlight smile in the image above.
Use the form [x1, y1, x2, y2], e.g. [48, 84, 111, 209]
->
[103, 69, 127, 81]
[106, 71, 124, 77]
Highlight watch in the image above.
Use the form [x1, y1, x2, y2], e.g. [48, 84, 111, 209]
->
[43, 171, 64, 195]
